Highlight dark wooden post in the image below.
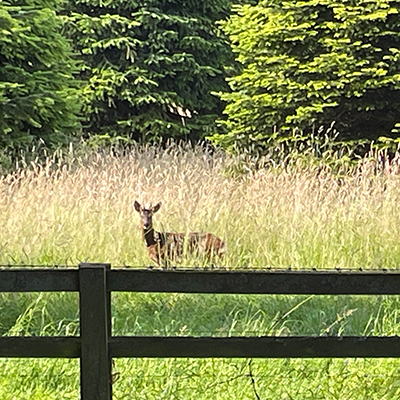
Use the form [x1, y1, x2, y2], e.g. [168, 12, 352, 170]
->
[79, 263, 112, 400]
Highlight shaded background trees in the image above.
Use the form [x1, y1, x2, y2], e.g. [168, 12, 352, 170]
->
[2, 0, 400, 158]
[63, 0, 233, 143]
[0, 0, 80, 150]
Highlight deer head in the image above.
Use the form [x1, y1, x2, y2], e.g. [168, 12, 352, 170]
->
[134, 201, 161, 233]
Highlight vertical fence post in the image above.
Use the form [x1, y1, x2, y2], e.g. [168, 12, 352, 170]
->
[79, 263, 112, 400]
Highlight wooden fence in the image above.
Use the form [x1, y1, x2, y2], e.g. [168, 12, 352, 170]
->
[2, 263, 400, 399]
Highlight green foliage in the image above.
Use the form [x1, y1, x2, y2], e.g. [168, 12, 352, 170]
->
[4, 291, 400, 399]
[0, 0, 81, 150]
[63, 0, 233, 142]
[213, 0, 400, 153]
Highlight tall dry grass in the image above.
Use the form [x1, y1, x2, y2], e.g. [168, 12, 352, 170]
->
[0, 144, 399, 269]
[3, 145, 400, 400]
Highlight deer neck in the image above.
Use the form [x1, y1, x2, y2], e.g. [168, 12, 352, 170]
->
[143, 227, 158, 246]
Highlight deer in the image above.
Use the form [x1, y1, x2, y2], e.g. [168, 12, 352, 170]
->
[134, 201, 226, 268]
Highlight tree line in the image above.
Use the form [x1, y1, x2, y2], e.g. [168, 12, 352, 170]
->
[2, 0, 400, 157]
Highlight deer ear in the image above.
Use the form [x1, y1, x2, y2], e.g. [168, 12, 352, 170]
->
[153, 202, 162, 213]
[133, 201, 141, 212]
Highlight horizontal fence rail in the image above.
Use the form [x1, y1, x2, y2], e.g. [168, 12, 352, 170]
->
[3, 267, 400, 294]
[0, 337, 81, 358]
[2, 264, 400, 399]
[4, 336, 400, 359]
[107, 268, 400, 294]
[109, 336, 400, 359]
[0, 268, 79, 292]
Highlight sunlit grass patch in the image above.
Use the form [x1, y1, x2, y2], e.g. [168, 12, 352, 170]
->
[2, 144, 400, 398]
[0, 144, 399, 269]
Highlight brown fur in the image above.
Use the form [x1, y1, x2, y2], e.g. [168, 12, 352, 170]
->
[134, 201, 226, 267]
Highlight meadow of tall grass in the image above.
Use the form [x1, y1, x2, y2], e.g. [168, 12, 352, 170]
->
[2, 144, 400, 399]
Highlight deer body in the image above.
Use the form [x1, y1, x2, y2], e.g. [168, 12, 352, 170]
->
[134, 201, 225, 267]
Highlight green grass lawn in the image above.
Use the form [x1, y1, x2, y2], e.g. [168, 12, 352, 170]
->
[1, 145, 400, 399]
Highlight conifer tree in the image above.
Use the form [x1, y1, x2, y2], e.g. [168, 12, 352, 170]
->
[64, 0, 232, 142]
[0, 0, 80, 150]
